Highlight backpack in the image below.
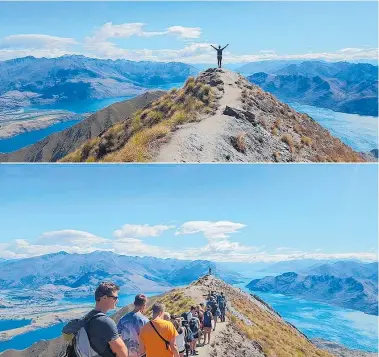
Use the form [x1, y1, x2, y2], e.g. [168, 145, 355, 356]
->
[62, 312, 105, 357]
[189, 318, 199, 334]
[203, 311, 212, 326]
[219, 298, 226, 309]
[184, 326, 193, 343]
[181, 312, 190, 321]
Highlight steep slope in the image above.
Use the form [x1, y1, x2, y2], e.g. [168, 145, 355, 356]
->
[0, 91, 164, 162]
[1, 276, 340, 357]
[60, 68, 366, 163]
[248, 61, 378, 116]
[60, 75, 217, 162]
[246, 271, 378, 315]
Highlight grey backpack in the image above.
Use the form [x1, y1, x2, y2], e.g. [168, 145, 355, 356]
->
[62, 312, 105, 357]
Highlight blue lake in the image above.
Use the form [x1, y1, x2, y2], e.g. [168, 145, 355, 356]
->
[0, 319, 32, 332]
[32, 96, 135, 114]
[288, 102, 378, 153]
[0, 120, 81, 153]
[0, 323, 65, 353]
[234, 283, 378, 353]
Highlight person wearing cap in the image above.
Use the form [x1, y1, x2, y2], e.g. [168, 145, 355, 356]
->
[117, 294, 149, 357]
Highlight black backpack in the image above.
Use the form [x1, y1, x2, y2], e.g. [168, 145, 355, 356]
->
[189, 318, 199, 334]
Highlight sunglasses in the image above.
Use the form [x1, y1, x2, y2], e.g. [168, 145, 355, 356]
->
[107, 295, 119, 301]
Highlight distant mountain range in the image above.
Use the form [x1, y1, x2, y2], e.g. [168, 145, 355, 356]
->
[0, 55, 198, 109]
[247, 61, 378, 116]
[0, 251, 243, 300]
[246, 261, 378, 315]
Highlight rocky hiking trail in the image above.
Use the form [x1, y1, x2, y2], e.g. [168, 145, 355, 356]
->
[155, 68, 366, 163]
[156, 69, 244, 162]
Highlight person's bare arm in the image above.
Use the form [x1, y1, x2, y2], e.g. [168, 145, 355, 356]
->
[169, 337, 180, 357]
[109, 337, 129, 357]
[210, 45, 217, 50]
[222, 44, 229, 50]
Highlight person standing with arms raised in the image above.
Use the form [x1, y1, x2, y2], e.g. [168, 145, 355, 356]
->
[210, 44, 229, 68]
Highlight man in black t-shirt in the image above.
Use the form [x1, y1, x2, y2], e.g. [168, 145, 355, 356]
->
[85, 282, 129, 357]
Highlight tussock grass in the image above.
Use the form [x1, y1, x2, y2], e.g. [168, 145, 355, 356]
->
[145, 291, 195, 319]
[235, 133, 247, 153]
[281, 133, 294, 152]
[61, 81, 216, 162]
[229, 297, 333, 357]
[301, 136, 312, 147]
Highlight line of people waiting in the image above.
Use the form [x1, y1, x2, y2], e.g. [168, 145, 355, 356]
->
[62, 282, 227, 357]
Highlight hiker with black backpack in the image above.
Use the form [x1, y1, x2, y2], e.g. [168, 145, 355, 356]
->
[188, 312, 200, 356]
[218, 293, 226, 323]
[139, 302, 180, 357]
[62, 282, 128, 357]
[202, 306, 213, 345]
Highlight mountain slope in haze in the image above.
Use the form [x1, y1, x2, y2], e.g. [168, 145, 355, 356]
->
[0, 91, 164, 161]
[0, 251, 243, 300]
[0, 55, 198, 109]
[237, 59, 307, 75]
[248, 61, 378, 116]
[0, 275, 341, 357]
[304, 261, 378, 279]
[246, 267, 378, 315]
[63, 68, 366, 162]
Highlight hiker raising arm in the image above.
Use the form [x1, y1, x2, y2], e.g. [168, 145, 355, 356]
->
[210, 45, 217, 50]
[109, 338, 129, 357]
[222, 44, 229, 50]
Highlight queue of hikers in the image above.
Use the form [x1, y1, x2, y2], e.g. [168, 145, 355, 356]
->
[62, 282, 227, 357]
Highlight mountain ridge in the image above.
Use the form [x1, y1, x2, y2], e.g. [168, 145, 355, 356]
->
[61, 68, 368, 163]
[246, 261, 378, 315]
[247, 61, 378, 116]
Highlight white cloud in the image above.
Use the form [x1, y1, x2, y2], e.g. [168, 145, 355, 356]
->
[36, 230, 108, 247]
[113, 224, 175, 238]
[176, 221, 246, 240]
[0, 34, 77, 49]
[87, 22, 200, 44]
[0, 34, 78, 61]
[166, 26, 201, 39]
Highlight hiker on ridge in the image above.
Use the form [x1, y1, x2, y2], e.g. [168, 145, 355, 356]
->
[202, 305, 213, 344]
[139, 302, 180, 357]
[117, 294, 149, 357]
[210, 44, 229, 68]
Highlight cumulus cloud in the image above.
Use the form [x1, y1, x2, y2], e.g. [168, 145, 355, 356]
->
[113, 224, 175, 238]
[176, 221, 246, 240]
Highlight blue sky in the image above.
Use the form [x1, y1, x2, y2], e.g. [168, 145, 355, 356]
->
[0, 164, 377, 262]
[0, 2, 377, 62]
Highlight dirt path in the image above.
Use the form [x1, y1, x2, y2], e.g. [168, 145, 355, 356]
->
[155, 69, 244, 162]
[184, 283, 228, 357]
